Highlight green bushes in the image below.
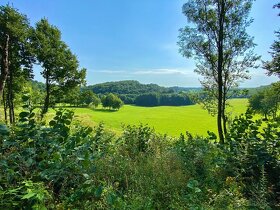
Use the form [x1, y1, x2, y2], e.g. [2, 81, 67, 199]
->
[224, 110, 280, 207]
[248, 82, 280, 119]
[0, 96, 279, 208]
[0, 96, 99, 208]
[101, 93, 123, 110]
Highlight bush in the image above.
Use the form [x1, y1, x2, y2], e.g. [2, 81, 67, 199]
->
[0, 95, 102, 208]
[101, 93, 123, 110]
[224, 110, 280, 207]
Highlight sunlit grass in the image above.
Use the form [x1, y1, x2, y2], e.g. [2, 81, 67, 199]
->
[0, 98, 249, 137]
[58, 98, 248, 137]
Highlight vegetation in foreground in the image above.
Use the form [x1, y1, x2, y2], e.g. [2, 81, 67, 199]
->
[0, 96, 279, 209]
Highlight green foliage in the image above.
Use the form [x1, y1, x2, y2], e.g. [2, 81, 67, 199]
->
[0, 4, 35, 124]
[119, 124, 155, 156]
[263, 4, 280, 78]
[249, 82, 280, 119]
[135, 93, 160, 106]
[134, 93, 194, 107]
[79, 90, 100, 107]
[0, 180, 51, 209]
[101, 93, 123, 110]
[87, 80, 169, 95]
[225, 110, 280, 207]
[87, 80, 194, 106]
[31, 18, 86, 114]
[160, 93, 194, 106]
[0, 95, 98, 208]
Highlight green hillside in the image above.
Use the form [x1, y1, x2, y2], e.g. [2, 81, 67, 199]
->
[86, 80, 170, 95]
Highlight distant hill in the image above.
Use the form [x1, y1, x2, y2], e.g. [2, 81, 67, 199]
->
[33, 79, 275, 100]
[85, 80, 171, 95]
[246, 85, 271, 96]
[85, 80, 277, 97]
[33, 79, 273, 96]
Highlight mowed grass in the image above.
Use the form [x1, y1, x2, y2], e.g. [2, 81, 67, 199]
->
[66, 98, 248, 137]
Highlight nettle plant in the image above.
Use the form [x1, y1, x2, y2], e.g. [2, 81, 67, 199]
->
[224, 110, 280, 205]
[0, 94, 105, 208]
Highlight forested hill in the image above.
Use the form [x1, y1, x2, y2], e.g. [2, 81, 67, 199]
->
[33, 79, 272, 96]
[32, 79, 272, 95]
[85, 80, 171, 94]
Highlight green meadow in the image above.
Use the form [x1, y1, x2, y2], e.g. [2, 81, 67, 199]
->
[60, 98, 249, 137]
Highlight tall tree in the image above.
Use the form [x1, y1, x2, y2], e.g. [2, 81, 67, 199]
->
[263, 3, 280, 78]
[32, 18, 86, 115]
[178, 0, 258, 143]
[0, 5, 32, 99]
[0, 5, 34, 123]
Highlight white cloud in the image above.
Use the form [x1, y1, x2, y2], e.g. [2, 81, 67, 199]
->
[94, 70, 126, 74]
[133, 68, 193, 76]
[91, 68, 194, 76]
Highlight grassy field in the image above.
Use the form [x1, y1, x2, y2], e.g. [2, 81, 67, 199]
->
[63, 98, 249, 137]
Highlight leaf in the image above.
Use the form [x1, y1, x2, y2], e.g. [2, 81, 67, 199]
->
[194, 187, 201, 193]
[0, 124, 9, 134]
[29, 112, 35, 118]
[83, 173, 89, 179]
[49, 120, 56, 127]
[22, 95, 30, 102]
[95, 186, 103, 198]
[19, 112, 29, 118]
[26, 158, 34, 167]
[187, 179, 199, 189]
[106, 193, 115, 205]
[22, 192, 36, 199]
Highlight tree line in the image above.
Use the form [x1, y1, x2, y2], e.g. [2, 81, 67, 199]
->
[0, 5, 86, 123]
[134, 92, 194, 107]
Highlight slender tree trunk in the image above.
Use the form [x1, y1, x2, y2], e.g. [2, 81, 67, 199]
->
[222, 85, 227, 137]
[7, 71, 15, 124]
[8, 97, 13, 124]
[217, 0, 225, 144]
[0, 34, 10, 97]
[42, 71, 50, 116]
[222, 103, 227, 137]
[2, 88, 7, 124]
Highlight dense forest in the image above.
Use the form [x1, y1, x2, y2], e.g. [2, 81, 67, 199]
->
[85, 80, 194, 106]
[0, 1, 279, 209]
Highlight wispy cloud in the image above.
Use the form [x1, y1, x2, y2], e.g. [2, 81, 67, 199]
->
[133, 68, 190, 75]
[91, 68, 195, 76]
[94, 70, 126, 74]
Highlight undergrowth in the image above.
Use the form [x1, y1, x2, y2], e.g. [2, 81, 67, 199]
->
[0, 95, 279, 209]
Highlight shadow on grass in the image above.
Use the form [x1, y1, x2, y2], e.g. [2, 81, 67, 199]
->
[92, 108, 119, 113]
[35, 105, 119, 113]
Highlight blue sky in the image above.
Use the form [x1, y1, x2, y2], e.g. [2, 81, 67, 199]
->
[2, 0, 279, 87]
